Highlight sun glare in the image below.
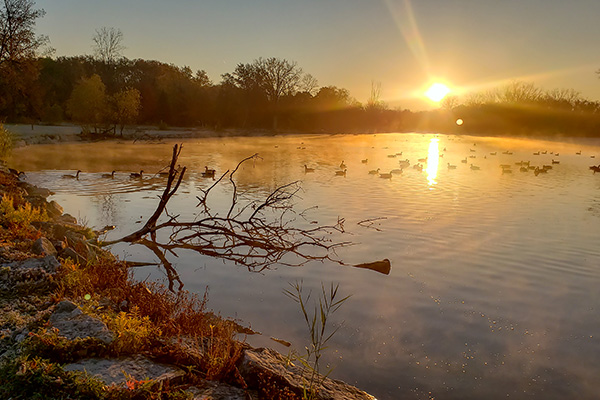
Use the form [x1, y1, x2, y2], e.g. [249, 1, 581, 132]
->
[426, 138, 439, 186]
[424, 83, 451, 102]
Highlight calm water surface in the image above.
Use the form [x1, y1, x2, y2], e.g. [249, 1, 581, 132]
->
[11, 133, 600, 400]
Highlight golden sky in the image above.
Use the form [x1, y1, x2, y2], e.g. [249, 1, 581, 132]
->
[35, 0, 600, 110]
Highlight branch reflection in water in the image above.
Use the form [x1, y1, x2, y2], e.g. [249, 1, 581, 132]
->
[102, 144, 351, 291]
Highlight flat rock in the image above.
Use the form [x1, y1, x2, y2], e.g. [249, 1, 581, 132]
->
[6, 255, 60, 273]
[49, 300, 114, 344]
[31, 237, 57, 257]
[0, 255, 60, 292]
[64, 355, 185, 386]
[186, 380, 249, 400]
[20, 183, 54, 197]
[238, 347, 375, 400]
[46, 200, 64, 218]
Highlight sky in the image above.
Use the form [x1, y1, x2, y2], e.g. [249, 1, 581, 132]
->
[33, 0, 600, 110]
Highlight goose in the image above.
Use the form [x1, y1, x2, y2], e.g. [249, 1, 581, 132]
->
[542, 165, 553, 170]
[379, 171, 393, 179]
[469, 149, 476, 152]
[469, 155, 476, 159]
[202, 166, 216, 177]
[101, 170, 116, 178]
[418, 157, 428, 163]
[413, 163, 423, 172]
[533, 151, 540, 155]
[489, 152, 497, 156]
[361, 159, 368, 164]
[520, 166, 528, 172]
[534, 167, 547, 176]
[395, 152, 403, 156]
[576, 151, 582, 155]
[63, 170, 81, 179]
[551, 160, 560, 164]
[470, 164, 480, 170]
[398, 159, 410, 168]
[390, 168, 403, 174]
[335, 169, 347, 176]
[590, 165, 600, 173]
[541, 151, 547, 154]
[500, 164, 511, 169]
[339, 161, 347, 169]
[555, 153, 560, 156]
[461, 157, 467, 163]
[130, 170, 143, 178]
[368, 168, 380, 175]
[502, 168, 513, 174]
[304, 165, 315, 173]
[502, 150, 513, 155]
[387, 154, 397, 158]
[447, 163, 457, 169]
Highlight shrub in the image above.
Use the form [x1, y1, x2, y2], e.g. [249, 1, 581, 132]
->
[0, 123, 14, 159]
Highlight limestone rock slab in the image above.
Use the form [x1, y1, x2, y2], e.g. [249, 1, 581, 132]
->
[64, 355, 185, 386]
[238, 347, 375, 400]
[49, 300, 114, 344]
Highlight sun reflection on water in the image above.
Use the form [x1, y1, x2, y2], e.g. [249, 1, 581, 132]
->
[426, 138, 439, 186]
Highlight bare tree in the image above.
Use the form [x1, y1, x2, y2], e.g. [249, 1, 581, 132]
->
[441, 95, 459, 111]
[104, 145, 349, 291]
[367, 80, 383, 109]
[0, 0, 49, 66]
[231, 57, 304, 129]
[92, 26, 125, 64]
[300, 73, 319, 96]
[255, 57, 303, 102]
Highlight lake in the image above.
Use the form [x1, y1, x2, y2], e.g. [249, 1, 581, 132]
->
[11, 132, 600, 400]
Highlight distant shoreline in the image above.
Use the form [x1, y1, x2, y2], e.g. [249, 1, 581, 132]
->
[7, 123, 600, 148]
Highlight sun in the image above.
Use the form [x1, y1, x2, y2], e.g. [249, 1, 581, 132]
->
[424, 82, 451, 102]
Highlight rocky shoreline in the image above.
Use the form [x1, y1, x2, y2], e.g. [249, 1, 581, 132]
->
[0, 164, 375, 399]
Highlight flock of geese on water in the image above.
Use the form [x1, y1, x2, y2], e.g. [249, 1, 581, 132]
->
[61, 166, 216, 180]
[302, 143, 600, 179]
[58, 144, 600, 182]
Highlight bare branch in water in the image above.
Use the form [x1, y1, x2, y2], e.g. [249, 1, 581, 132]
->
[103, 144, 350, 290]
[357, 217, 387, 232]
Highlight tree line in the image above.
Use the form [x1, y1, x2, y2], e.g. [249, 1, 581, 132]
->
[4, 53, 413, 134]
[2, 0, 600, 136]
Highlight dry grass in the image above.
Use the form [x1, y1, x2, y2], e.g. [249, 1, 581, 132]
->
[0, 196, 46, 243]
[56, 254, 245, 382]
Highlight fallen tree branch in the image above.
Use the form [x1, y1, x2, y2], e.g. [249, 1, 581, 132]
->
[102, 144, 350, 290]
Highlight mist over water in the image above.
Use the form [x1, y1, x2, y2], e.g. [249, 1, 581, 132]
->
[12, 133, 600, 399]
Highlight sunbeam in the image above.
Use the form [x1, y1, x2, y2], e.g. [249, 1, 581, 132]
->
[383, 0, 430, 75]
